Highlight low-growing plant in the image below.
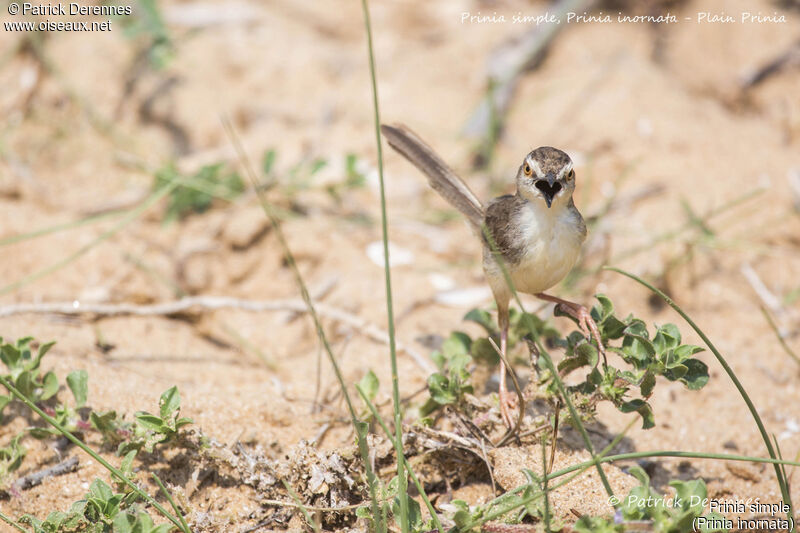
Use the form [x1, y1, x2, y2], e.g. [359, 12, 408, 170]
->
[90, 386, 193, 456]
[19, 478, 172, 533]
[574, 466, 727, 532]
[154, 162, 244, 222]
[420, 295, 709, 431]
[0, 337, 58, 421]
[261, 148, 368, 202]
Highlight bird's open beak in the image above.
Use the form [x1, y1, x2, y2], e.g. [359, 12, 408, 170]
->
[535, 173, 562, 208]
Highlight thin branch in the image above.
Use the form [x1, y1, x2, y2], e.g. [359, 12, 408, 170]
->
[0, 297, 434, 373]
[11, 456, 79, 492]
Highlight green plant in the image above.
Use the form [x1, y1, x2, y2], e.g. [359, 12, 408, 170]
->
[29, 370, 89, 438]
[419, 332, 475, 418]
[119, 0, 173, 70]
[154, 162, 244, 222]
[574, 466, 727, 532]
[0, 434, 26, 486]
[91, 386, 192, 456]
[552, 294, 708, 429]
[19, 478, 173, 533]
[419, 295, 709, 432]
[0, 337, 57, 420]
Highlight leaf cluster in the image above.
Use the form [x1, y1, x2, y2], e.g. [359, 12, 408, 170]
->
[554, 295, 709, 429]
[19, 479, 172, 533]
[154, 162, 244, 223]
[574, 467, 727, 532]
[90, 386, 193, 456]
[418, 295, 710, 431]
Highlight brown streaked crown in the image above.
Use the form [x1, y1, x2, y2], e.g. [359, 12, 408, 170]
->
[527, 147, 572, 176]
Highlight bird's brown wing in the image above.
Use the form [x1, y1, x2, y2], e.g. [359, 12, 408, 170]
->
[483, 195, 527, 265]
[381, 123, 484, 229]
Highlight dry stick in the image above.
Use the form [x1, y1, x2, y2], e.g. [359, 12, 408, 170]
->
[0, 297, 434, 374]
[12, 456, 79, 492]
[741, 262, 784, 315]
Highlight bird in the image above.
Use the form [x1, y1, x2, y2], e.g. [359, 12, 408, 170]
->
[381, 123, 604, 428]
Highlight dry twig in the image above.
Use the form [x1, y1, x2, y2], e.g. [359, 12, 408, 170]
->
[0, 297, 434, 373]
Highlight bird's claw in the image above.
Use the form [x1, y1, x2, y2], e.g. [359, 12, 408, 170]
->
[556, 302, 607, 365]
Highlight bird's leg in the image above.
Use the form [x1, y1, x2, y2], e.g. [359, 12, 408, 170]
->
[497, 304, 516, 428]
[536, 292, 606, 365]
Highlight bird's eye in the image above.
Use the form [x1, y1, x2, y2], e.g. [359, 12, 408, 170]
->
[524, 164, 532, 176]
[567, 169, 575, 180]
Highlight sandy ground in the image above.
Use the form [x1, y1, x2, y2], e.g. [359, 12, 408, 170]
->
[1, 0, 800, 531]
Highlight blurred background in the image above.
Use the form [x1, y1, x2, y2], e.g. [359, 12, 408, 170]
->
[1, 0, 799, 528]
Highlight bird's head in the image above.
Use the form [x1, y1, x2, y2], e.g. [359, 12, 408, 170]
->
[515, 147, 576, 209]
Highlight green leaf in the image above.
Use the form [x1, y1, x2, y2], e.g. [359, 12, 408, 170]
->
[15, 371, 34, 398]
[620, 399, 655, 429]
[90, 410, 118, 432]
[463, 308, 496, 334]
[89, 479, 114, 501]
[653, 323, 681, 354]
[1, 341, 22, 369]
[602, 315, 628, 340]
[674, 344, 704, 360]
[33, 341, 56, 368]
[640, 371, 656, 397]
[427, 373, 456, 405]
[0, 394, 10, 417]
[574, 516, 622, 533]
[680, 359, 709, 390]
[40, 371, 59, 401]
[470, 337, 499, 365]
[442, 332, 471, 358]
[66, 369, 89, 407]
[663, 364, 688, 381]
[594, 294, 614, 320]
[135, 412, 166, 431]
[262, 149, 276, 175]
[392, 494, 422, 530]
[357, 370, 379, 402]
[112, 512, 135, 533]
[175, 417, 193, 430]
[158, 386, 181, 419]
[576, 341, 599, 368]
[670, 478, 707, 513]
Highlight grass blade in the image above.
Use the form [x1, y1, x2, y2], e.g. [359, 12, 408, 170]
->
[0, 511, 29, 533]
[605, 266, 794, 525]
[760, 305, 800, 367]
[152, 472, 192, 533]
[356, 384, 443, 532]
[221, 118, 384, 532]
[358, 0, 408, 531]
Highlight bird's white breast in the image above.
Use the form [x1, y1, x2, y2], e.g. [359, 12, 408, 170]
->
[510, 202, 585, 294]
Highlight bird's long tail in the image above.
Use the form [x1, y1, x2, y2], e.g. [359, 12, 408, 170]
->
[381, 123, 484, 229]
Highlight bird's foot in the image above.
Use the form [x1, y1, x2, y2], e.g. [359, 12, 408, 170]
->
[537, 293, 607, 365]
